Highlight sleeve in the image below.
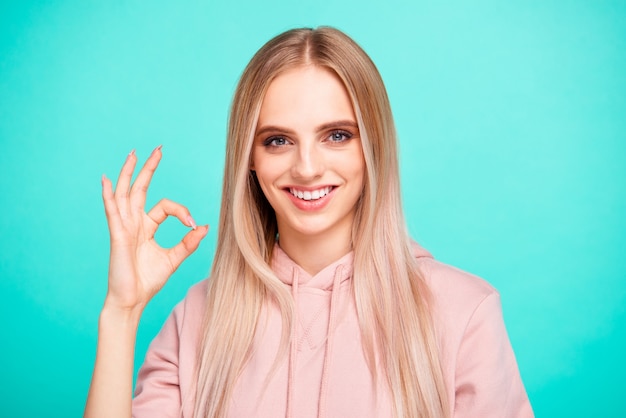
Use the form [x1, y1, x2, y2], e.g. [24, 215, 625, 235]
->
[453, 292, 534, 418]
[131, 302, 184, 418]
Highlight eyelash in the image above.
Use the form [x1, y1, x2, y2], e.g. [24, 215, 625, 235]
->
[328, 130, 353, 143]
[263, 136, 289, 147]
[262, 130, 353, 147]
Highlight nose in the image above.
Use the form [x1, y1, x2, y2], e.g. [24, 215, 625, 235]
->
[292, 141, 324, 180]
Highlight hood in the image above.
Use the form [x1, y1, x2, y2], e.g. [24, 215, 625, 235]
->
[271, 243, 352, 418]
[271, 244, 354, 290]
[272, 240, 431, 287]
[269, 240, 431, 418]
[411, 239, 434, 260]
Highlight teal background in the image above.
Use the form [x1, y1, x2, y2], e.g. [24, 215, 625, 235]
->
[1, 0, 624, 416]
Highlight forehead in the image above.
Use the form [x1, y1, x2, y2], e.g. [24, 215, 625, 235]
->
[257, 66, 356, 129]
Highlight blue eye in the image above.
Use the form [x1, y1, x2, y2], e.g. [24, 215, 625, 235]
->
[328, 130, 352, 142]
[264, 136, 288, 147]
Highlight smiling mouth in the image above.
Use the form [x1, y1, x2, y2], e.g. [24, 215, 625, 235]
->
[289, 186, 334, 201]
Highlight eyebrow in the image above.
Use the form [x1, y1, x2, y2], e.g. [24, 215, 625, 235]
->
[255, 120, 359, 137]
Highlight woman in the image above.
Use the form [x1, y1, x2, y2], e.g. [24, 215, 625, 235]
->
[85, 27, 532, 418]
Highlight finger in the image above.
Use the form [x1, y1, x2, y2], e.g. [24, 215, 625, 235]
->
[167, 225, 209, 271]
[129, 145, 162, 210]
[101, 174, 122, 232]
[114, 149, 137, 215]
[146, 198, 196, 229]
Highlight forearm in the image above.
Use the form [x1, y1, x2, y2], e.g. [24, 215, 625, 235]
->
[84, 304, 144, 418]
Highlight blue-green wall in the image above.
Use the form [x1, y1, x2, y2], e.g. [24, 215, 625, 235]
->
[1, 1, 624, 416]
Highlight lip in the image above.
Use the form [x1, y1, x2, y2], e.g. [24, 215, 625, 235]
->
[282, 185, 336, 211]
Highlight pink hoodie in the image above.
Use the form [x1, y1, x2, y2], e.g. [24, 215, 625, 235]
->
[132, 243, 533, 417]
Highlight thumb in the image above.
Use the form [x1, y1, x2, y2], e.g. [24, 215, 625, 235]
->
[167, 225, 209, 271]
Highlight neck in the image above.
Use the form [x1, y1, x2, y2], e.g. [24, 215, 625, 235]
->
[277, 228, 353, 276]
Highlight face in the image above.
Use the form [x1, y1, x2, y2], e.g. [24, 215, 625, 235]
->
[251, 66, 365, 245]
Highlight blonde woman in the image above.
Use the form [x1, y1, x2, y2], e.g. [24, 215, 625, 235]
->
[85, 27, 533, 418]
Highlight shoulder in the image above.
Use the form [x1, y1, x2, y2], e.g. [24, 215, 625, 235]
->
[178, 279, 209, 318]
[420, 258, 497, 309]
[158, 279, 209, 335]
[140, 279, 209, 360]
[412, 242, 498, 321]
[419, 256, 502, 345]
[412, 243, 534, 416]
[411, 241, 503, 351]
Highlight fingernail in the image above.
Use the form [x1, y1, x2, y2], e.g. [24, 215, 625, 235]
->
[187, 215, 197, 230]
[126, 149, 135, 161]
[151, 145, 163, 155]
[101, 174, 106, 185]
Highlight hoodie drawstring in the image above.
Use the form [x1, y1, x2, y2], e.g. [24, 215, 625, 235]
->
[318, 266, 343, 418]
[286, 266, 344, 418]
[287, 268, 299, 418]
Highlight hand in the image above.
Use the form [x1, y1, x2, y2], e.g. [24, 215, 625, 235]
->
[101, 146, 208, 312]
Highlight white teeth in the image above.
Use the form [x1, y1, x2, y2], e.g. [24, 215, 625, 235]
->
[290, 186, 332, 201]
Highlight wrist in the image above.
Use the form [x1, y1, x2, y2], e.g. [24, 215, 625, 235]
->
[100, 299, 145, 327]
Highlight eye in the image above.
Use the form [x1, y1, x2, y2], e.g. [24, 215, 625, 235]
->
[328, 130, 353, 143]
[263, 136, 289, 147]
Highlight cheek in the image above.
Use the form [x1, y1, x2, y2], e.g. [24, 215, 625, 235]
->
[253, 157, 284, 193]
[353, 170, 366, 196]
[353, 163, 367, 198]
[346, 149, 366, 186]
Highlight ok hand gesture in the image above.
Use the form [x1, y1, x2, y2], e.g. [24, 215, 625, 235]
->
[101, 146, 208, 312]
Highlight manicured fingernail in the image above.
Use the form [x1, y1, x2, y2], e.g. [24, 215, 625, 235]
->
[101, 174, 106, 186]
[126, 149, 135, 161]
[187, 215, 197, 230]
[151, 145, 162, 155]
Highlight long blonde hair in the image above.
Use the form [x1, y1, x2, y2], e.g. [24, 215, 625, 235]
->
[193, 27, 449, 418]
